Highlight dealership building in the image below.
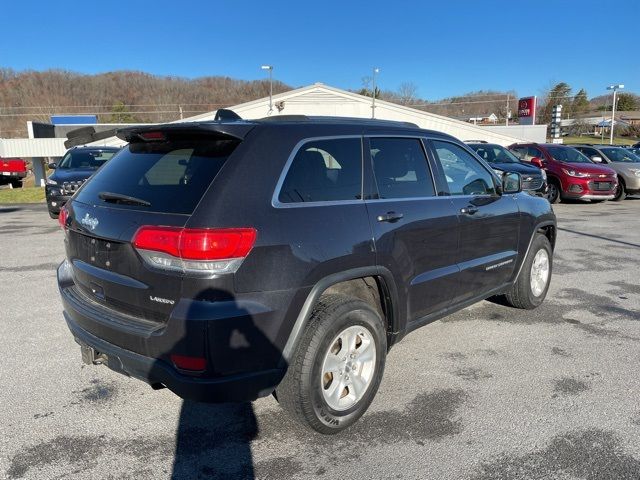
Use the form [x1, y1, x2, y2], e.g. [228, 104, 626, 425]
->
[0, 83, 546, 185]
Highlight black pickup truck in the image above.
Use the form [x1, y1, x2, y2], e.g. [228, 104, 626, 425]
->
[57, 115, 556, 433]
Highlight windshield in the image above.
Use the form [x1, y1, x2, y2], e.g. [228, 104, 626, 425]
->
[601, 147, 640, 163]
[469, 144, 520, 164]
[58, 150, 117, 169]
[75, 138, 238, 214]
[547, 146, 593, 164]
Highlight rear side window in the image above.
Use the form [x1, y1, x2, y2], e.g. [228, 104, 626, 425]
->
[432, 140, 496, 196]
[76, 138, 238, 214]
[278, 138, 362, 203]
[370, 138, 435, 199]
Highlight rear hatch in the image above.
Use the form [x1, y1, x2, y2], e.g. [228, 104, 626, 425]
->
[62, 124, 252, 327]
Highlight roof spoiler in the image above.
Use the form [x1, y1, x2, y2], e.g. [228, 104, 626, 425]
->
[116, 122, 255, 143]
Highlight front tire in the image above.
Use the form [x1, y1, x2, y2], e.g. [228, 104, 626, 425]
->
[613, 177, 626, 201]
[545, 179, 561, 204]
[504, 234, 552, 309]
[276, 294, 386, 434]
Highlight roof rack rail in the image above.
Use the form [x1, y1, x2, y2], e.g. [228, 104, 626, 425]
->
[464, 140, 488, 143]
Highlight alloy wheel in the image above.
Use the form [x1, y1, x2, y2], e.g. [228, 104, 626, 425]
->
[320, 325, 377, 411]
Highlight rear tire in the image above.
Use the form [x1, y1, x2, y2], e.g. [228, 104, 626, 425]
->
[276, 294, 386, 434]
[48, 210, 59, 219]
[9, 179, 23, 188]
[504, 234, 552, 309]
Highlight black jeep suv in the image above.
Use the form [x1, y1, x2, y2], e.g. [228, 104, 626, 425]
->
[57, 116, 556, 433]
[46, 146, 120, 218]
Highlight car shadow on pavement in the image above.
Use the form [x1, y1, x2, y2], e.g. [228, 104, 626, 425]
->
[171, 401, 258, 479]
[162, 287, 286, 480]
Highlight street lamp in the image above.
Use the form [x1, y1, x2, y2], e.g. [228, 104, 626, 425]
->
[261, 65, 274, 114]
[607, 84, 624, 145]
[371, 67, 380, 119]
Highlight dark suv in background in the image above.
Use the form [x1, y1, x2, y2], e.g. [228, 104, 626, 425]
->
[57, 116, 556, 433]
[572, 145, 640, 200]
[466, 142, 547, 196]
[509, 143, 617, 203]
[46, 146, 120, 218]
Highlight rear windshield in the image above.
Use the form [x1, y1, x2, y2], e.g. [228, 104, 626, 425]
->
[75, 138, 238, 214]
[58, 149, 117, 169]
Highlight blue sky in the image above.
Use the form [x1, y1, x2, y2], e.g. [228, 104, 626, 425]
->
[1, 0, 638, 100]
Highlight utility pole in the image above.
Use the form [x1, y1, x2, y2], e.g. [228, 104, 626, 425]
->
[261, 65, 274, 114]
[607, 84, 624, 145]
[371, 67, 379, 119]
[505, 94, 510, 127]
[179, 105, 183, 120]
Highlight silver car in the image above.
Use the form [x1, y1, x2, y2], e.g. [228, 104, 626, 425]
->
[573, 145, 640, 201]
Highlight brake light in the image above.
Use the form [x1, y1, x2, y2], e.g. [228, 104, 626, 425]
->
[58, 207, 68, 230]
[132, 226, 257, 275]
[138, 131, 166, 141]
[170, 354, 206, 371]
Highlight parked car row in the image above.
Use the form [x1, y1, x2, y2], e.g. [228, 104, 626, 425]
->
[507, 142, 639, 203]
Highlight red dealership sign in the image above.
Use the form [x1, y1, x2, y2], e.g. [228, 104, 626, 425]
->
[518, 96, 537, 125]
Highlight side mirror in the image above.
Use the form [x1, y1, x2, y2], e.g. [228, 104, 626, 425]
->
[502, 172, 522, 194]
[530, 157, 544, 168]
[591, 155, 603, 163]
[48, 163, 57, 169]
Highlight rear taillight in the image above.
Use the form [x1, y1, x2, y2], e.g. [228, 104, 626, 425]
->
[132, 226, 257, 276]
[58, 207, 68, 230]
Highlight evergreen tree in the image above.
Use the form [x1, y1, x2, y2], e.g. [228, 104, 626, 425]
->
[572, 88, 589, 114]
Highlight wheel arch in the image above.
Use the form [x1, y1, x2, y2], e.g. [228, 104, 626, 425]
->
[281, 267, 400, 363]
[511, 221, 556, 284]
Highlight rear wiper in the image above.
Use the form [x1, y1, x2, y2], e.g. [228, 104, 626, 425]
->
[99, 191, 151, 207]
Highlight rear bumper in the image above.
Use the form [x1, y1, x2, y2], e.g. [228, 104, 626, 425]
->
[65, 314, 283, 402]
[58, 260, 288, 402]
[0, 171, 27, 178]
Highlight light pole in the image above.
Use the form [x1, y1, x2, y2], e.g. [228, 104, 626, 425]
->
[261, 65, 274, 114]
[607, 84, 624, 145]
[371, 67, 379, 119]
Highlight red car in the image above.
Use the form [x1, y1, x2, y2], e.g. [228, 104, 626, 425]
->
[509, 143, 617, 203]
[0, 157, 28, 188]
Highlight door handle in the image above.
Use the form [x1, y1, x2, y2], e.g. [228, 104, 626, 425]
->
[377, 212, 404, 223]
[460, 206, 479, 215]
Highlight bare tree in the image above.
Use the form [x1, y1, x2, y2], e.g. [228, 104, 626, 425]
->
[397, 82, 419, 105]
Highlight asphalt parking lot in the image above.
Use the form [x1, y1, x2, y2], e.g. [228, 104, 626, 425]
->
[1, 200, 640, 480]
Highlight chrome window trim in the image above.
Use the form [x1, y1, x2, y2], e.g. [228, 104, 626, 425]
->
[271, 135, 365, 209]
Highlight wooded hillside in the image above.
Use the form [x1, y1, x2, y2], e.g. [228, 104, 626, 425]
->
[0, 69, 291, 137]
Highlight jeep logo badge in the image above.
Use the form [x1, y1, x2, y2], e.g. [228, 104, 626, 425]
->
[80, 213, 99, 231]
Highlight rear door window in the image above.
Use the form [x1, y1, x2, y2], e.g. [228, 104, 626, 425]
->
[278, 138, 362, 203]
[76, 138, 238, 214]
[370, 138, 435, 199]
